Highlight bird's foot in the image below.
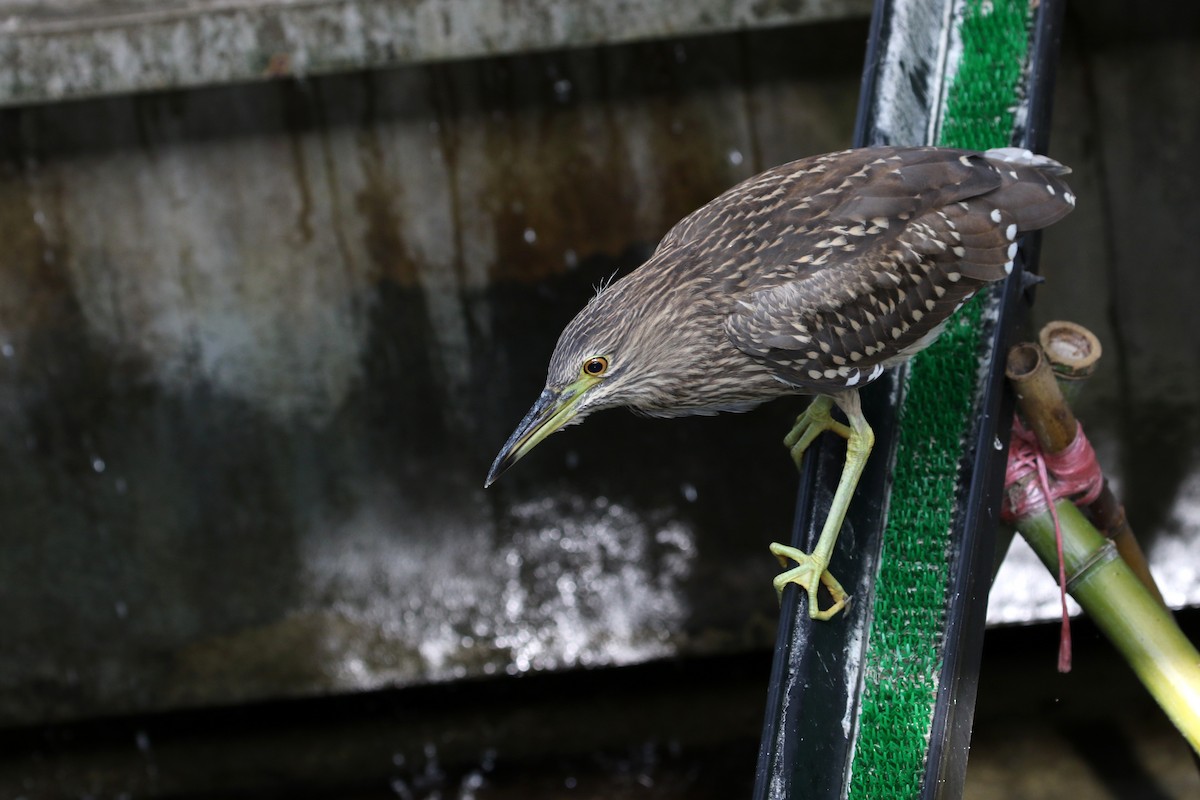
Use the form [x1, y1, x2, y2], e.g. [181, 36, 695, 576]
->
[769, 542, 849, 620]
[785, 396, 852, 470]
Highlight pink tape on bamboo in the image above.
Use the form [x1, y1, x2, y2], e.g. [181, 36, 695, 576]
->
[1002, 419, 1105, 672]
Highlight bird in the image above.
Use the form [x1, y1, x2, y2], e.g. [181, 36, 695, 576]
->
[485, 145, 1075, 620]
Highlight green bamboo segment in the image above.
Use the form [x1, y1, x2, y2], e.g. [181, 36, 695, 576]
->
[1016, 499, 1200, 754]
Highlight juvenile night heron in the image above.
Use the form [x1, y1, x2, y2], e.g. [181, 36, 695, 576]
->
[486, 146, 1075, 620]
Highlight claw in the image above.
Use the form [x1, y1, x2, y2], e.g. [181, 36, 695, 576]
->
[769, 542, 849, 620]
[785, 396, 853, 469]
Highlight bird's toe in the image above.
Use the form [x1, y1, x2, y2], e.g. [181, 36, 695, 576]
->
[768, 542, 850, 620]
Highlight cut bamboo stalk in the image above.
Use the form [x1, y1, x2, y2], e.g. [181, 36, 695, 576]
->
[1039, 320, 1102, 404]
[1005, 342, 1166, 606]
[1006, 342, 1076, 452]
[1016, 499, 1200, 754]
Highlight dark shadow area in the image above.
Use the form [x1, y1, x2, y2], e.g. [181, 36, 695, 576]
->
[0, 651, 770, 798]
[967, 609, 1200, 800]
[4, 612, 1198, 797]
[1058, 722, 1176, 800]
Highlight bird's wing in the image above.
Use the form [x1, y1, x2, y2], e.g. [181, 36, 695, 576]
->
[721, 147, 1072, 392]
[656, 148, 996, 260]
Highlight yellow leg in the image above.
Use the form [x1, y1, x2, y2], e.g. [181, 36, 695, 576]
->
[771, 391, 875, 620]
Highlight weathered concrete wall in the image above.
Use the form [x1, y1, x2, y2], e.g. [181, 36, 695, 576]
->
[0, 0, 872, 105]
[0, 21, 865, 724]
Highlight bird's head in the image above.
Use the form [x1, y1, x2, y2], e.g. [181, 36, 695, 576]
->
[485, 274, 694, 487]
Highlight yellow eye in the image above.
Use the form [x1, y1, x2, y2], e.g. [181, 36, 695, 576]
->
[582, 356, 609, 377]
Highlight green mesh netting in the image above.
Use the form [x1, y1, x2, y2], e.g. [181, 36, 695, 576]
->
[846, 1, 1032, 797]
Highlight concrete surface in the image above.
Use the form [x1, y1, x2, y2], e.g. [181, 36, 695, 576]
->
[0, 20, 864, 724]
[0, 0, 872, 106]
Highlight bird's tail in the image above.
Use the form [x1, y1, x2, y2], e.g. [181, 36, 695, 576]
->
[983, 147, 1076, 232]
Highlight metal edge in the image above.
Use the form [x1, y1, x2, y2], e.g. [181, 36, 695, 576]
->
[753, 1, 922, 796]
[920, 0, 1068, 796]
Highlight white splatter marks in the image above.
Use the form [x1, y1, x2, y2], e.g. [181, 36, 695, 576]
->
[1005, 223, 1017, 240]
[990, 208, 1002, 223]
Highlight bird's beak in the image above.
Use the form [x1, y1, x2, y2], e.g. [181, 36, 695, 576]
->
[485, 376, 597, 487]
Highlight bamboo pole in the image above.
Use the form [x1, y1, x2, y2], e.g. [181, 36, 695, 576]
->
[1015, 499, 1200, 754]
[1005, 342, 1167, 606]
[1035, 322, 1166, 605]
[1003, 335, 1199, 753]
[1006, 342, 1077, 451]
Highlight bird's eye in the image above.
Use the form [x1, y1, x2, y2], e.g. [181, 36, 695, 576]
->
[582, 356, 609, 377]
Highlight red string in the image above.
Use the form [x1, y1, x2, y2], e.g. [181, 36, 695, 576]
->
[1001, 418, 1105, 673]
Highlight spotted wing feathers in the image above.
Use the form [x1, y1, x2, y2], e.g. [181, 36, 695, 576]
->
[719, 146, 1074, 392]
